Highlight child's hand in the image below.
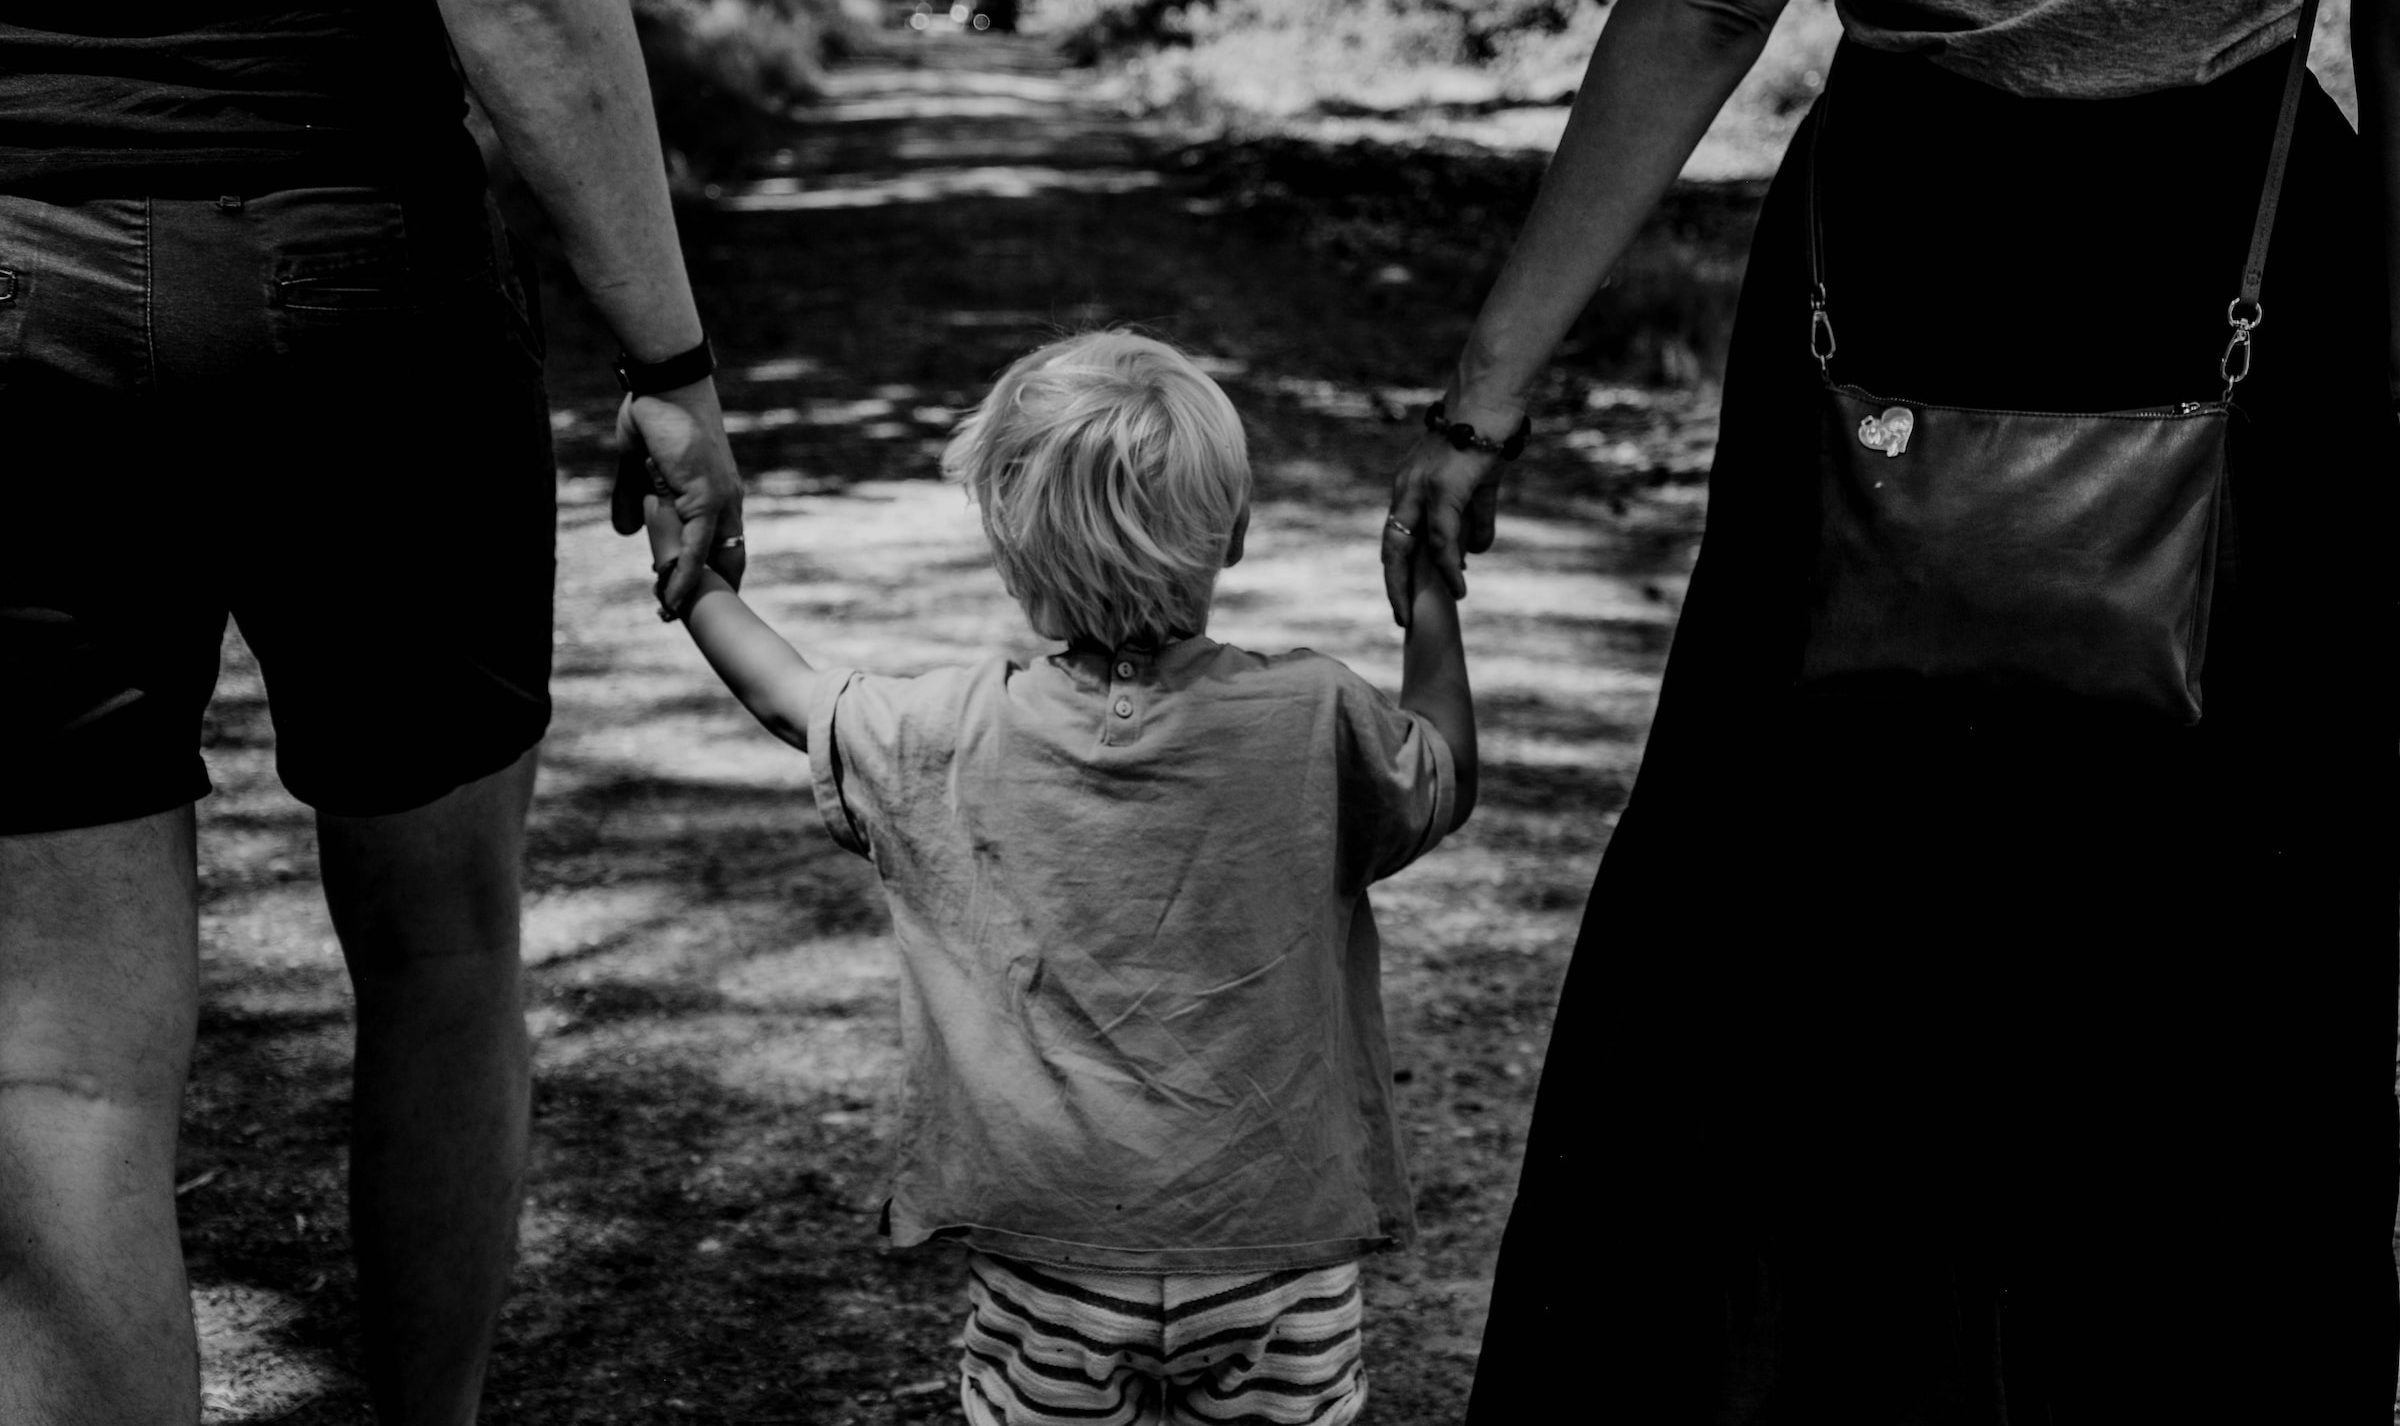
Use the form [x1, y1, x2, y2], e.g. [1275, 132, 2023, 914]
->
[616, 386, 747, 610]
[645, 485, 685, 619]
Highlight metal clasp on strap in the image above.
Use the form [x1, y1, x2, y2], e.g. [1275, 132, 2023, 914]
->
[1810, 284, 1837, 377]
[2219, 296, 2263, 401]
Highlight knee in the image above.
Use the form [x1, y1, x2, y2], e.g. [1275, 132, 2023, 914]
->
[324, 837, 526, 974]
[0, 1067, 187, 1258]
[347, 950, 529, 1043]
[0, 1063, 190, 1133]
[0, 1012, 194, 1115]
[321, 825, 528, 973]
[0, 1068, 113, 1102]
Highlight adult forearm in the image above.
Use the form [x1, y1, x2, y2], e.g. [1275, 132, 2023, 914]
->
[2357, 1, 2400, 399]
[1448, 0, 1783, 426]
[437, 0, 702, 362]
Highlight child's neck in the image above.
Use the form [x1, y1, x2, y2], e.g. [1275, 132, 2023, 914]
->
[1065, 627, 1200, 657]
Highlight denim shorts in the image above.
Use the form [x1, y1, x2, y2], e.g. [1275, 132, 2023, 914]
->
[0, 186, 557, 833]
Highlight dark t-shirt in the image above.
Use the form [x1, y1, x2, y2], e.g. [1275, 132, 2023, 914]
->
[0, 2, 483, 197]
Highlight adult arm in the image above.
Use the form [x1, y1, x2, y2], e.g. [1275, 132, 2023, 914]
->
[646, 500, 836, 748]
[1382, 0, 1788, 624]
[2358, 0, 2400, 403]
[436, 0, 746, 609]
[1399, 545, 1479, 831]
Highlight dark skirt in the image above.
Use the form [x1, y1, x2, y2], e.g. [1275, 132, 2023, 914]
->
[1465, 40, 2398, 1425]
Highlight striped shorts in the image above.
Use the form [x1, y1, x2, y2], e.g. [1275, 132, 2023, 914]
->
[959, 1250, 1367, 1426]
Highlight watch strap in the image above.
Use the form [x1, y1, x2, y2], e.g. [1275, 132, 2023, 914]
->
[615, 334, 716, 395]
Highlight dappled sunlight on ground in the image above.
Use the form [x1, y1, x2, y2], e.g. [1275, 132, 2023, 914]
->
[725, 164, 1161, 211]
[196, 1284, 348, 1424]
[821, 58, 1100, 107]
[822, 93, 1074, 124]
[522, 886, 684, 966]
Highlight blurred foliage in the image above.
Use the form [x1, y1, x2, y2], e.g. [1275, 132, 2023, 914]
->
[1041, 0, 1842, 156]
[1037, 0, 1610, 122]
[472, 0, 868, 242]
[1043, 0, 1202, 62]
[633, 0, 859, 184]
[1043, 0, 1838, 183]
[1044, 0, 1595, 68]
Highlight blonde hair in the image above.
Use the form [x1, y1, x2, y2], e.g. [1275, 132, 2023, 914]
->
[945, 331, 1251, 649]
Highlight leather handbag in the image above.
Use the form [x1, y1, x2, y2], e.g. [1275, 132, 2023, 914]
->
[1795, 0, 2316, 725]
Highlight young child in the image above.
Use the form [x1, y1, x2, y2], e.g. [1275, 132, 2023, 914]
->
[644, 331, 1476, 1425]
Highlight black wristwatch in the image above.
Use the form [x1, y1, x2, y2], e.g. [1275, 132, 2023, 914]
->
[615, 334, 716, 395]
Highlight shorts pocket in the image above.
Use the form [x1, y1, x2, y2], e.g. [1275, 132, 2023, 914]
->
[276, 269, 414, 313]
[259, 189, 532, 380]
[262, 190, 422, 364]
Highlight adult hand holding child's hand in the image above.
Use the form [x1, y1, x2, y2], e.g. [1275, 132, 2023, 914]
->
[618, 379, 746, 614]
[1382, 415, 1509, 627]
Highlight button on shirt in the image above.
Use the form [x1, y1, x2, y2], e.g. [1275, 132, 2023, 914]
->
[808, 636, 1457, 1272]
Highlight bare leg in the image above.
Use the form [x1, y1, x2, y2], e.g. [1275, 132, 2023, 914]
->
[0, 808, 202, 1426]
[318, 749, 539, 1426]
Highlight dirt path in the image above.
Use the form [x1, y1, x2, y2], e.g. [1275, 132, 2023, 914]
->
[188, 30, 1717, 1424]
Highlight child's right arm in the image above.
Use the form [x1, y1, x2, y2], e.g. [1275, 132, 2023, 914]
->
[1399, 542, 1479, 831]
[648, 500, 836, 752]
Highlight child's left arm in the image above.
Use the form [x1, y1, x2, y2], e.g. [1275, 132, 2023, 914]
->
[1399, 542, 1478, 832]
[647, 499, 836, 751]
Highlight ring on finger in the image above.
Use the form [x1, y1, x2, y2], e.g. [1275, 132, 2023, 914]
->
[715, 535, 745, 551]
[1386, 516, 1413, 538]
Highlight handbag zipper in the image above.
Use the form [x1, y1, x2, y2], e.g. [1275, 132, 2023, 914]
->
[1835, 384, 2222, 420]
[2085, 401, 2220, 417]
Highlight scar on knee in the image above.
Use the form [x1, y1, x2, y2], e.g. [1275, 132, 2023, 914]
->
[0, 1070, 137, 1105]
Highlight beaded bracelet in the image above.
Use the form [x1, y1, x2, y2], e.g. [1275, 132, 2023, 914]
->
[1423, 400, 1532, 461]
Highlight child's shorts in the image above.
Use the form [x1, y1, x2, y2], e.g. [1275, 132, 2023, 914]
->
[960, 1250, 1366, 1426]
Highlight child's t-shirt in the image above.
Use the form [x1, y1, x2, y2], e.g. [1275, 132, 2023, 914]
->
[807, 635, 1456, 1273]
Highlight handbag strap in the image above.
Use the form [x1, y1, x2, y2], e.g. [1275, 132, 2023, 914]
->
[1806, 0, 2319, 398]
[2222, 0, 2320, 396]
